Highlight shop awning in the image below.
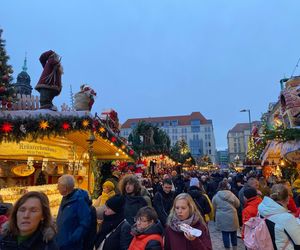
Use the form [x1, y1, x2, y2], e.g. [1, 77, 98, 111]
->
[261, 140, 300, 164]
[65, 131, 133, 160]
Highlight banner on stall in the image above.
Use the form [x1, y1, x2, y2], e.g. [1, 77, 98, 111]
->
[0, 141, 69, 160]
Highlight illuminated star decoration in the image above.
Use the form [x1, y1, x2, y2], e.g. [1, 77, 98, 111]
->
[82, 120, 89, 128]
[99, 127, 105, 133]
[62, 122, 71, 130]
[39, 120, 49, 130]
[2, 122, 13, 133]
[111, 136, 117, 142]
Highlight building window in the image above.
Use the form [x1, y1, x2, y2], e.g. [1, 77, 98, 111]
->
[173, 128, 177, 134]
[191, 119, 200, 126]
[171, 120, 178, 126]
[131, 122, 136, 128]
[191, 126, 200, 132]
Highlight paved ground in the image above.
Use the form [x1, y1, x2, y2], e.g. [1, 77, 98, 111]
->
[208, 222, 245, 250]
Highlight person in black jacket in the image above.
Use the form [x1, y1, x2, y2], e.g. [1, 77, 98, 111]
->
[153, 178, 175, 226]
[118, 174, 148, 225]
[188, 177, 211, 219]
[95, 195, 132, 250]
[0, 191, 58, 250]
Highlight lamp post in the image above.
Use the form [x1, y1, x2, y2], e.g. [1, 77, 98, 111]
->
[240, 109, 252, 133]
[86, 131, 96, 194]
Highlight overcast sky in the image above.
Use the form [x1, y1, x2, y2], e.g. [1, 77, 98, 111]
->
[1, 0, 300, 149]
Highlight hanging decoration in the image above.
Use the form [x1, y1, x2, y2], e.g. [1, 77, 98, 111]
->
[0, 114, 137, 159]
[39, 120, 49, 130]
[62, 122, 70, 130]
[1, 122, 13, 133]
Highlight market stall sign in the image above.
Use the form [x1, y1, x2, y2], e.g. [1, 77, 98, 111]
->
[0, 142, 69, 160]
[12, 165, 35, 176]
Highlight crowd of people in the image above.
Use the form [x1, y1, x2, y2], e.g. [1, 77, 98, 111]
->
[0, 168, 299, 250]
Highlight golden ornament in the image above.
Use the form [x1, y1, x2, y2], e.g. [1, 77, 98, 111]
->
[82, 120, 89, 127]
[39, 120, 49, 130]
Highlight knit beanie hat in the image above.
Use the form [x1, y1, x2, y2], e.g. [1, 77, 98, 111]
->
[106, 195, 124, 213]
[190, 177, 200, 187]
[103, 181, 115, 191]
[244, 187, 257, 199]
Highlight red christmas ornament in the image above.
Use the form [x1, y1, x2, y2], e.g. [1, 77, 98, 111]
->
[1, 122, 13, 133]
[111, 136, 117, 142]
[0, 87, 6, 93]
[2, 75, 9, 82]
[129, 149, 134, 155]
[6, 102, 12, 109]
[62, 122, 70, 130]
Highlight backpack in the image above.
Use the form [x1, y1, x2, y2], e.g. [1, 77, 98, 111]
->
[244, 215, 274, 250]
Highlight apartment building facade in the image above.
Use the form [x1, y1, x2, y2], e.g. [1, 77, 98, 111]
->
[120, 112, 217, 163]
[227, 121, 261, 163]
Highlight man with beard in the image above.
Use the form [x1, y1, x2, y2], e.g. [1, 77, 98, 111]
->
[153, 178, 175, 226]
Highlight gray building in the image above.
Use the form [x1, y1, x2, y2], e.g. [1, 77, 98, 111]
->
[227, 121, 261, 163]
[216, 149, 229, 165]
[120, 112, 217, 163]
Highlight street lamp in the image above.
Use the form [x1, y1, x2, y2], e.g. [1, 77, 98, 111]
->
[240, 109, 252, 133]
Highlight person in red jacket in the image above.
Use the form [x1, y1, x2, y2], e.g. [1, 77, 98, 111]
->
[284, 180, 300, 217]
[128, 206, 163, 250]
[242, 188, 262, 239]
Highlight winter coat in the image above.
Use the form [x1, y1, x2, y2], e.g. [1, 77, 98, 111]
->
[128, 221, 164, 250]
[258, 196, 300, 250]
[0, 225, 58, 250]
[94, 190, 116, 208]
[164, 220, 212, 250]
[141, 187, 152, 206]
[188, 186, 211, 218]
[95, 213, 132, 250]
[287, 195, 298, 216]
[212, 190, 240, 232]
[172, 175, 186, 195]
[152, 183, 162, 195]
[242, 196, 262, 238]
[153, 190, 175, 226]
[56, 189, 91, 250]
[124, 195, 148, 225]
[35, 50, 62, 93]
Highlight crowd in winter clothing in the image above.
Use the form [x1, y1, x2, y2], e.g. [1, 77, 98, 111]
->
[0, 169, 300, 250]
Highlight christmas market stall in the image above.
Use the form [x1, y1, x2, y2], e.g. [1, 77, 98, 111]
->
[255, 76, 300, 181]
[0, 110, 136, 216]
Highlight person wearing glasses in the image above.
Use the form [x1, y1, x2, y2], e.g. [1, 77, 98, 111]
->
[0, 191, 58, 250]
[128, 206, 163, 250]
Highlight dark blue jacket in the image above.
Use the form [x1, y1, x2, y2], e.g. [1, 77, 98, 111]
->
[56, 189, 91, 250]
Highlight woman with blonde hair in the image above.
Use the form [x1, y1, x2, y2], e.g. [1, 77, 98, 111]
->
[258, 184, 300, 249]
[164, 193, 212, 250]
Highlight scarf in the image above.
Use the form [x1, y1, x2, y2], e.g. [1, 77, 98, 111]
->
[169, 214, 198, 232]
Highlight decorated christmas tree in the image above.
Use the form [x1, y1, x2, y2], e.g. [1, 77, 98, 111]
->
[0, 28, 16, 109]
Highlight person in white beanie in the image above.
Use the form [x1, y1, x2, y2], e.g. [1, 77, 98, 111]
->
[188, 177, 211, 219]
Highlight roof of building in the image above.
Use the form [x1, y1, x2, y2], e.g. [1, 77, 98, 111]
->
[228, 121, 261, 133]
[121, 112, 211, 128]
